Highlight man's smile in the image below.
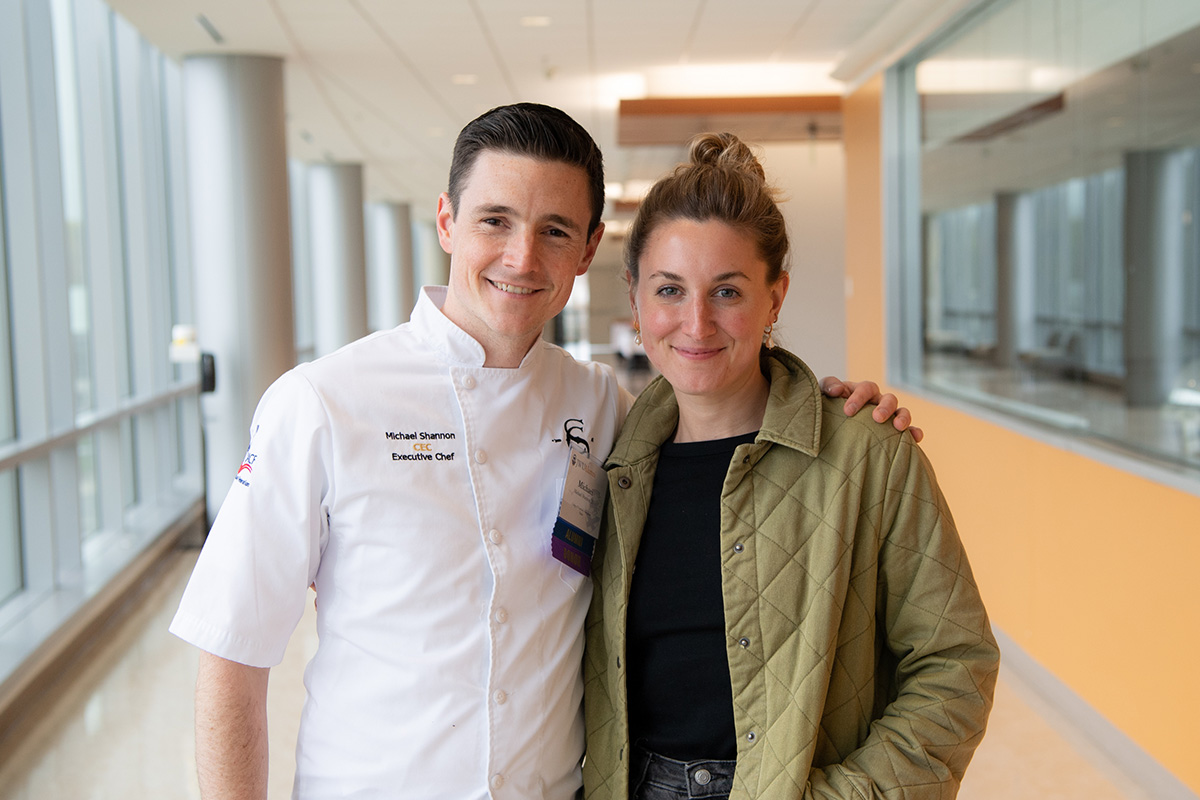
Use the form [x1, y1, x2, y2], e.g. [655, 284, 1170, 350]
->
[489, 280, 538, 295]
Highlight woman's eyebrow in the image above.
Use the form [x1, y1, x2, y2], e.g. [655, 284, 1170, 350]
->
[648, 270, 750, 282]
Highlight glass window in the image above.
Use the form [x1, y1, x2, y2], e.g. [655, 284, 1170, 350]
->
[77, 432, 99, 539]
[0, 146, 15, 446]
[0, 84, 18, 607]
[0, 163, 16, 602]
[900, 0, 1200, 470]
[50, 0, 95, 415]
[174, 394, 203, 489]
[163, 57, 196, 390]
[121, 416, 137, 509]
[113, 12, 162, 401]
[160, 58, 183, 342]
[0, 0, 206, 694]
[0, 469, 20, 605]
[924, 202, 996, 355]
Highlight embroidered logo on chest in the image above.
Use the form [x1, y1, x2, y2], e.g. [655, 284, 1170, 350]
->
[551, 418, 594, 456]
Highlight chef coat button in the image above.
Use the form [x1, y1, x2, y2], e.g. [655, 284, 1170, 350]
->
[488, 529, 503, 544]
[462, 375, 476, 390]
[747, 731, 757, 743]
[694, 768, 712, 786]
[738, 637, 751, 648]
[493, 689, 507, 704]
[474, 450, 487, 464]
[617, 476, 631, 489]
[733, 543, 744, 553]
[494, 607, 509, 623]
[490, 774, 505, 790]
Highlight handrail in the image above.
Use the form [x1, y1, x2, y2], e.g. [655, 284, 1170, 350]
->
[0, 381, 201, 473]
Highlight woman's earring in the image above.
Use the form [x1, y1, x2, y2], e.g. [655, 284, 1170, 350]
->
[763, 322, 775, 349]
[634, 326, 642, 346]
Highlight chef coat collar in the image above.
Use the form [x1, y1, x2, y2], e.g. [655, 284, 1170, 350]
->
[412, 286, 546, 370]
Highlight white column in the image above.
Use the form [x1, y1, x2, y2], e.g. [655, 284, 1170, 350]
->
[1124, 150, 1188, 407]
[414, 218, 451, 287]
[184, 54, 294, 522]
[366, 201, 415, 329]
[994, 192, 1036, 367]
[289, 158, 315, 362]
[308, 163, 368, 355]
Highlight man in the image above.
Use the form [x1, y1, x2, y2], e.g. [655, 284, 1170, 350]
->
[171, 103, 912, 799]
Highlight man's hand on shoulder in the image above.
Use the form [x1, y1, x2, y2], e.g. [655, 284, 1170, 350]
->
[820, 377, 924, 444]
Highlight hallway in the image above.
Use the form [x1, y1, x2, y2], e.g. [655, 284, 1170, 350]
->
[0, 548, 1155, 800]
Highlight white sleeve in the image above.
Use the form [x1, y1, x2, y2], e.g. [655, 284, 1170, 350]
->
[169, 369, 331, 667]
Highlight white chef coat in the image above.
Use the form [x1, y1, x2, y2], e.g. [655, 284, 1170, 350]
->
[171, 287, 631, 800]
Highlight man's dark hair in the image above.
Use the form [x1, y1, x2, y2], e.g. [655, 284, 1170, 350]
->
[447, 103, 606, 236]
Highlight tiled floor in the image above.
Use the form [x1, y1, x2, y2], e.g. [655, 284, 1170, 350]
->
[0, 548, 1157, 799]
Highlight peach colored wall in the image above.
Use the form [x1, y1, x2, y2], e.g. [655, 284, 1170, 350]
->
[843, 78, 886, 385]
[843, 74, 1200, 794]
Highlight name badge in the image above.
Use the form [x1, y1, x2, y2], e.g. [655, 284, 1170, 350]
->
[551, 450, 608, 576]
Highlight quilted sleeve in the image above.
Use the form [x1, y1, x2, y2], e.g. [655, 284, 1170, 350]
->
[804, 434, 1000, 800]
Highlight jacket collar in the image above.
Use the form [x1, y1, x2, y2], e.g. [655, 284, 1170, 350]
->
[607, 347, 823, 467]
[410, 286, 546, 371]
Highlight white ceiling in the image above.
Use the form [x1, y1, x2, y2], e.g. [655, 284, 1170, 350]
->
[103, 0, 1200, 224]
[106, 0, 917, 219]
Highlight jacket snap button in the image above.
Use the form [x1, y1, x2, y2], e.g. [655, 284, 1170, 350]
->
[742, 455, 750, 464]
[617, 476, 632, 489]
[747, 731, 757, 742]
[733, 543, 744, 553]
[738, 637, 751, 648]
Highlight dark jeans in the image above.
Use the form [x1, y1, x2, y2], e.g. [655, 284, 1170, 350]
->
[629, 746, 737, 800]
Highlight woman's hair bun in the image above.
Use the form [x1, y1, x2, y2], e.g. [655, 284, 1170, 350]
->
[687, 132, 766, 181]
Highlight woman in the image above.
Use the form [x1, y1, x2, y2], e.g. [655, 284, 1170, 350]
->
[583, 133, 999, 800]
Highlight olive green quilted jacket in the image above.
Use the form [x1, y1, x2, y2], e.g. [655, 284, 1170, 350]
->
[583, 348, 999, 799]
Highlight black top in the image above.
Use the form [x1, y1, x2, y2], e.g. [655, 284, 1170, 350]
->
[625, 431, 757, 761]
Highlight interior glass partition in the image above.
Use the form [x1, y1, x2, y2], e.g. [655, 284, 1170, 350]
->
[896, 0, 1200, 472]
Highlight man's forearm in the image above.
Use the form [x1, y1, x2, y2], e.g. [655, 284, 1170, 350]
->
[195, 651, 271, 800]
